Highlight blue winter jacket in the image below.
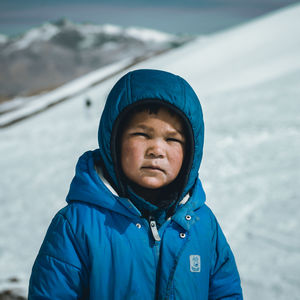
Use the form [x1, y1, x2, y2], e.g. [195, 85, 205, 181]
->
[29, 69, 243, 299]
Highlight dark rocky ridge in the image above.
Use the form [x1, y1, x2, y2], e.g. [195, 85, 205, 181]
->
[0, 19, 192, 103]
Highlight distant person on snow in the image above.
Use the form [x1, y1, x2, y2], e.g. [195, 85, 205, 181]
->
[28, 69, 243, 299]
[84, 96, 92, 119]
[85, 97, 92, 108]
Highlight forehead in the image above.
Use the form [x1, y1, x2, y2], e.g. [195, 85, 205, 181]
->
[126, 107, 184, 132]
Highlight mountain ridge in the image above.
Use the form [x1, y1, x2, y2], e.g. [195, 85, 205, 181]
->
[0, 19, 192, 102]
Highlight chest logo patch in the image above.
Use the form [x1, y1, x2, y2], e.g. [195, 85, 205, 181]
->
[190, 255, 201, 272]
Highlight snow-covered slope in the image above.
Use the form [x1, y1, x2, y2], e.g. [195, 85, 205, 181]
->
[139, 2, 300, 94]
[0, 58, 134, 127]
[0, 3, 299, 299]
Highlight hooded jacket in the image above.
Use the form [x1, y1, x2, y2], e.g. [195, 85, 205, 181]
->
[29, 69, 243, 299]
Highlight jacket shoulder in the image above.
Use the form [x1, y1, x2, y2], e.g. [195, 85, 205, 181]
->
[60, 201, 107, 226]
[194, 204, 219, 229]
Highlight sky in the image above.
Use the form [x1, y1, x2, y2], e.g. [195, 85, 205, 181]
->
[0, 0, 299, 36]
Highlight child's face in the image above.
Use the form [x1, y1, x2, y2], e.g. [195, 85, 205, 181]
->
[121, 108, 185, 189]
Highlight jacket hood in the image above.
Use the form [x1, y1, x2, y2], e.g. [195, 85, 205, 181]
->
[66, 150, 206, 225]
[98, 69, 205, 199]
[66, 150, 140, 218]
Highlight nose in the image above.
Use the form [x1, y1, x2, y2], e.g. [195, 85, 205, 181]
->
[146, 139, 165, 158]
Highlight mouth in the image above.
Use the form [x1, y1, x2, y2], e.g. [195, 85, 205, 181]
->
[141, 166, 165, 173]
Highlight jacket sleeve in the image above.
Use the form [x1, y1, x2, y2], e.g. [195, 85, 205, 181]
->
[28, 211, 88, 300]
[208, 218, 243, 300]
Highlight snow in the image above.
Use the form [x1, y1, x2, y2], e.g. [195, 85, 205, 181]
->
[75, 22, 123, 37]
[0, 58, 134, 127]
[0, 3, 300, 299]
[0, 34, 8, 44]
[137, 2, 300, 95]
[74, 22, 176, 43]
[76, 23, 175, 49]
[8, 23, 59, 51]
[3, 20, 177, 54]
[125, 26, 175, 43]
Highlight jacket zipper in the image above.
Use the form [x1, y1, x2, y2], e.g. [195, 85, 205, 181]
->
[149, 216, 161, 241]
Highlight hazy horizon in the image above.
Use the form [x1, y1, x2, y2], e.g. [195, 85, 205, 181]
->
[1, 0, 299, 36]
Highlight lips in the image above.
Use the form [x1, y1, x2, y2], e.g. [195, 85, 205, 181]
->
[141, 165, 165, 173]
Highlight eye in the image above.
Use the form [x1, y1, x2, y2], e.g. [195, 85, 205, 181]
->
[167, 138, 183, 144]
[131, 132, 149, 138]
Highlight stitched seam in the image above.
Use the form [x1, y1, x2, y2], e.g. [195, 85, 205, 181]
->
[164, 234, 190, 299]
[57, 211, 89, 273]
[39, 253, 81, 271]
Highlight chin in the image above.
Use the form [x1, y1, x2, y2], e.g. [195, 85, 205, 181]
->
[139, 181, 165, 190]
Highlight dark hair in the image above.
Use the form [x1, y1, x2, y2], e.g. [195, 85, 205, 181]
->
[120, 102, 179, 132]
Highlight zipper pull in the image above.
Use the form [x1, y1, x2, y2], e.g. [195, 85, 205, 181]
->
[149, 217, 161, 242]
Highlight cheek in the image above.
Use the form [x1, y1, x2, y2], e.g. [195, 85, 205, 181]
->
[121, 140, 143, 168]
[169, 145, 184, 173]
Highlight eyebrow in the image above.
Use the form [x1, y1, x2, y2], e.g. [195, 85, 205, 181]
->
[168, 130, 184, 137]
[135, 124, 152, 131]
[134, 124, 184, 136]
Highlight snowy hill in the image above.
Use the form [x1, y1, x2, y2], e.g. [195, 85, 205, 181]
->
[0, 19, 190, 101]
[0, 3, 300, 299]
[139, 2, 300, 94]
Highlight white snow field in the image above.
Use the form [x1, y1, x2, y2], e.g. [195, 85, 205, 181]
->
[1, 3, 300, 299]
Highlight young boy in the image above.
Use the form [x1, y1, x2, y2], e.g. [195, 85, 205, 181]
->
[29, 69, 243, 299]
